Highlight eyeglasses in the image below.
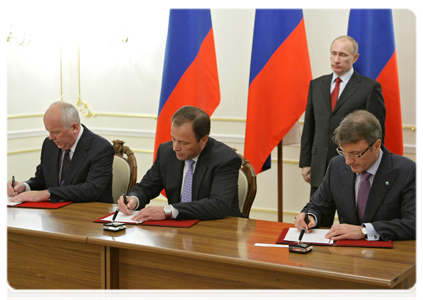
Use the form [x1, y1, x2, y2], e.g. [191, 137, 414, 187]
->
[336, 141, 377, 159]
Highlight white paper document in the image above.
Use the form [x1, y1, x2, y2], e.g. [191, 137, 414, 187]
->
[101, 211, 143, 224]
[7, 196, 21, 206]
[284, 228, 334, 245]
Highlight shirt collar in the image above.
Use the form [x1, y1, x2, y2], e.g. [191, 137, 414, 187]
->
[332, 67, 354, 84]
[68, 125, 84, 154]
[358, 147, 384, 177]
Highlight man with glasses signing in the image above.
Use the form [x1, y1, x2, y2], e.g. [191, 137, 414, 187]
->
[295, 110, 415, 241]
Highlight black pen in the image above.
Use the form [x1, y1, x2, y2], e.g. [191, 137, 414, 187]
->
[122, 190, 129, 213]
[111, 208, 119, 223]
[305, 209, 309, 233]
[298, 227, 306, 244]
[12, 176, 15, 195]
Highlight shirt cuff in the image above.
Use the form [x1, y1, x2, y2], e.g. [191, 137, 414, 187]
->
[23, 182, 31, 192]
[128, 195, 140, 210]
[171, 204, 179, 219]
[363, 223, 380, 241]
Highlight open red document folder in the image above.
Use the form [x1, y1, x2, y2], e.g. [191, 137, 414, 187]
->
[94, 212, 200, 228]
[7, 201, 72, 209]
[277, 227, 393, 248]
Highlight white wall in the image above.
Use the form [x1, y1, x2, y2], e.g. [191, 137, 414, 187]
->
[5, 4, 417, 222]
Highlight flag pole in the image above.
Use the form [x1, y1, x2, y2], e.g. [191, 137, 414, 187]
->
[278, 140, 283, 222]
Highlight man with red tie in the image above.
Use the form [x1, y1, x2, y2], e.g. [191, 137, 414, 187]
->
[295, 111, 415, 241]
[299, 36, 386, 197]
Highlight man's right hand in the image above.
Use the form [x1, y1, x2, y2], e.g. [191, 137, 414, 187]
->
[117, 195, 138, 215]
[301, 167, 311, 184]
[7, 179, 26, 197]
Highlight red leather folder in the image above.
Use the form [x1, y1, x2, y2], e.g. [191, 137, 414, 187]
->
[10, 201, 72, 209]
[94, 212, 200, 228]
[276, 227, 393, 248]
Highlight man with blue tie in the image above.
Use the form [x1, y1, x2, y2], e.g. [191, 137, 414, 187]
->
[295, 110, 415, 241]
[117, 105, 245, 221]
[7, 101, 115, 203]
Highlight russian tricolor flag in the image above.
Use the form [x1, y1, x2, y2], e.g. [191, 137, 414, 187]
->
[348, 9, 403, 155]
[154, 9, 220, 159]
[244, 9, 312, 173]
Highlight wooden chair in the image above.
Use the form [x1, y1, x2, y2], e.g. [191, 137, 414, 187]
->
[112, 140, 137, 203]
[234, 149, 257, 217]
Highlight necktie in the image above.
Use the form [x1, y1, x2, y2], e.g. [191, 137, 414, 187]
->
[331, 77, 342, 111]
[181, 160, 195, 203]
[60, 149, 71, 186]
[357, 171, 371, 223]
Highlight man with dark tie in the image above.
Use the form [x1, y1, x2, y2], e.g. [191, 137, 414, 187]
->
[299, 35, 386, 197]
[117, 105, 245, 221]
[7, 101, 115, 203]
[295, 110, 415, 241]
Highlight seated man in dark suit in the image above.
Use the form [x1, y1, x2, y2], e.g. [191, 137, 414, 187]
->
[117, 105, 245, 221]
[295, 110, 415, 241]
[7, 101, 115, 203]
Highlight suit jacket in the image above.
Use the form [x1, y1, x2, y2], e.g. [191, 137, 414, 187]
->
[299, 70, 386, 187]
[129, 137, 245, 220]
[26, 125, 115, 203]
[303, 146, 415, 241]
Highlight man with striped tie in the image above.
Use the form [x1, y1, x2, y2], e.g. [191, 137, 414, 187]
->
[118, 106, 245, 221]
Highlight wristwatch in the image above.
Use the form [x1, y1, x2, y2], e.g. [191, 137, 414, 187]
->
[164, 205, 173, 219]
[46, 189, 51, 201]
[361, 225, 368, 239]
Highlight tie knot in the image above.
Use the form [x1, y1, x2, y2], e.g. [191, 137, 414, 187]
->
[335, 77, 342, 84]
[361, 171, 371, 182]
[187, 160, 195, 169]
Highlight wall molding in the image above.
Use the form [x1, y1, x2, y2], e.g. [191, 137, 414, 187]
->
[7, 127, 417, 154]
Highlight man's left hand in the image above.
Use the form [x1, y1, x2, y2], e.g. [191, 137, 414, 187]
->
[9, 190, 50, 203]
[324, 224, 365, 240]
[131, 206, 166, 222]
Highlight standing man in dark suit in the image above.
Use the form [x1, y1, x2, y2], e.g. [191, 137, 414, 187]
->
[300, 36, 386, 197]
[117, 105, 245, 221]
[295, 111, 415, 241]
[7, 101, 115, 203]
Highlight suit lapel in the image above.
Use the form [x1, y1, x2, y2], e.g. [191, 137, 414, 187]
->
[319, 75, 332, 113]
[340, 162, 359, 223]
[364, 148, 397, 222]
[64, 128, 90, 185]
[167, 156, 184, 201]
[52, 146, 61, 186]
[333, 71, 361, 113]
[192, 139, 212, 201]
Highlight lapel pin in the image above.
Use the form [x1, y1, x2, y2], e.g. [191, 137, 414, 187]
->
[385, 181, 389, 185]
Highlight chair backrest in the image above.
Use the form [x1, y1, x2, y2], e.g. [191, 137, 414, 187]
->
[235, 150, 257, 217]
[112, 140, 137, 203]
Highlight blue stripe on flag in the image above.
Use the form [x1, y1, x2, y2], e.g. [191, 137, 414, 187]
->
[249, 9, 303, 85]
[347, 9, 396, 80]
[158, 9, 212, 114]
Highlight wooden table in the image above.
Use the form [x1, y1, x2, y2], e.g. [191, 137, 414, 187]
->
[7, 203, 416, 289]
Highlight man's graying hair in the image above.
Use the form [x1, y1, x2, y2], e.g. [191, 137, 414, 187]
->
[333, 110, 382, 146]
[49, 101, 81, 129]
[171, 106, 210, 142]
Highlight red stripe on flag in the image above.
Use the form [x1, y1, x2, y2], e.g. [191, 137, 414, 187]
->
[245, 19, 311, 173]
[154, 29, 220, 160]
[377, 50, 403, 155]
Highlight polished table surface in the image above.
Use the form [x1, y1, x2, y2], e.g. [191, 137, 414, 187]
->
[8, 202, 416, 289]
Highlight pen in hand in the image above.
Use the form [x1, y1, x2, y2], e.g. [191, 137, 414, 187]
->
[298, 227, 306, 244]
[111, 208, 119, 223]
[12, 176, 16, 195]
[122, 190, 130, 214]
[305, 209, 309, 233]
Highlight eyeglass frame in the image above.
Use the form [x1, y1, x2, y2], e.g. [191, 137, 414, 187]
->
[336, 140, 377, 159]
